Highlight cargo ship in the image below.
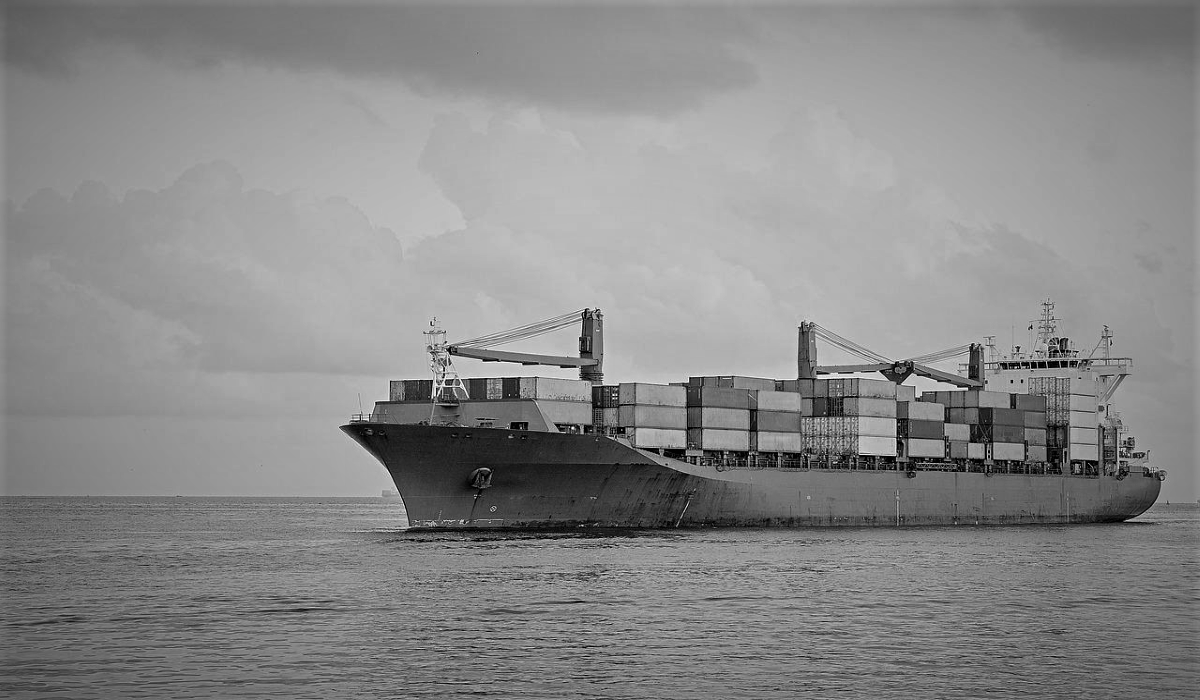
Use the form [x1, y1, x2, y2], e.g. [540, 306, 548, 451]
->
[342, 302, 1164, 528]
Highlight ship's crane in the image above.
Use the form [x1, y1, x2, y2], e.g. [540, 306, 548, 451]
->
[797, 321, 985, 388]
[442, 308, 604, 384]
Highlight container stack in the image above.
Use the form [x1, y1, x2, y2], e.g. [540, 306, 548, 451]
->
[1028, 377, 1099, 462]
[686, 386, 751, 451]
[1014, 393, 1048, 462]
[898, 399, 945, 459]
[752, 390, 804, 453]
[802, 378, 897, 456]
[618, 383, 687, 449]
[689, 376, 777, 391]
[923, 390, 1028, 462]
[591, 385, 620, 431]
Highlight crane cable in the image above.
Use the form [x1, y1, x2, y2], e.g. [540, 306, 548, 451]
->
[809, 323, 892, 364]
[906, 343, 973, 364]
[454, 309, 586, 349]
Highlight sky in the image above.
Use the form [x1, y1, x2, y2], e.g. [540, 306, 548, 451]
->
[3, 1, 1196, 502]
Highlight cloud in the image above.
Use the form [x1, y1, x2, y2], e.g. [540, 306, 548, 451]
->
[1011, 4, 1195, 68]
[6, 105, 1191, 436]
[4, 3, 758, 115]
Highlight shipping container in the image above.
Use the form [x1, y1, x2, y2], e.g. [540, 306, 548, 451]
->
[592, 385, 620, 409]
[601, 407, 619, 426]
[1024, 411, 1047, 428]
[1027, 445, 1048, 462]
[843, 397, 898, 418]
[1012, 393, 1047, 412]
[841, 378, 897, 399]
[1024, 427, 1047, 446]
[847, 416, 897, 438]
[389, 380, 405, 402]
[978, 407, 1025, 426]
[626, 427, 687, 450]
[943, 423, 970, 441]
[850, 435, 898, 456]
[687, 406, 751, 430]
[755, 390, 804, 412]
[967, 442, 986, 460]
[777, 378, 817, 396]
[899, 401, 944, 422]
[812, 398, 828, 416]
[689, 375, 775, 391]
[970, 424, 1025, 444]
[685, 386, 752, 409]
[948, 440, 969, 459]
[1069, 425, 1097, 445]
[991, 442, 1025, 461]
[502, 377, 521, 400]
[896, 384, 917, 403]
[962, 390, 1011, 409]
[1068, 409, 1097, 427]
[1071, 443, 1100, 461]
[466, 378, 488, 400]
[906, 438, 945, 459]
[906, 420, 945, 440]
[518, 377, 592, 402]
[486, 378, 504, 400]
[756, 431, 804, 453]
[619, 405, 687, 429]
[687, 428, 750, 451]
[404, 379, 433, 401]
[800, 397, 815, 416]
[619, 383, 686, 407]
[946, 408, 980, 425]
[755, 410, 802, 433]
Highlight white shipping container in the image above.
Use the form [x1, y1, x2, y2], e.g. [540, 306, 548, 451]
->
[389, 380, 405, 401]
[626, 427, 687, 449]
[896, 384, 917, 403]
[1027, 445, 1048, 462]
[618, 405, 687, 429]
[619, 382, 686, 407]
[601, 407, 619, 426]
[1068, 409, 1097, 427]
[967, 442, 987, 460]
[844, 397, 898, 418]
[486, 378, 503, 400]
[688, 428, 750, 451]
[1069, 393, 1098, 413]
[1071, 443, 1100, 461]
[907, 438, 945, 458]
[756, 431, 804, 452]
[687, 406, 750, 430]
[963, 390, 1011, 409]
[992, 442, 1025, 461]
[755, 390, 803, 412]
[518, 377, 592, 402]
[801, 398, 815, 417]
[848, 416, 897, 438]
[1069, 425, 1097, 445]
[903, 401, 945, 422]
[851, 435, 898, 456]
[944, 423, 971, 441]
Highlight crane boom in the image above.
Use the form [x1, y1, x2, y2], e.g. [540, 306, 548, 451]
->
[448, 346, 599, 368]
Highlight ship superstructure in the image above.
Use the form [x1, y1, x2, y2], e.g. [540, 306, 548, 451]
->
[342, 303, 1163, 529]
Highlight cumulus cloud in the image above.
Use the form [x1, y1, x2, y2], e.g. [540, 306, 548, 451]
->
[4, 3, 758, 115]
[6, 106, 1190, 434]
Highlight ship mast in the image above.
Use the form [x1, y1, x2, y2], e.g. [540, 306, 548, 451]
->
[425, 318, 469, 410]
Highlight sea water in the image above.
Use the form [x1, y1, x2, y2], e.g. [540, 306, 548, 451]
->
[2, 497, 1197, 699]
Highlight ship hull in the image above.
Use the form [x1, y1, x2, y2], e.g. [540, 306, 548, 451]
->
[342, 423, 1161, 529]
